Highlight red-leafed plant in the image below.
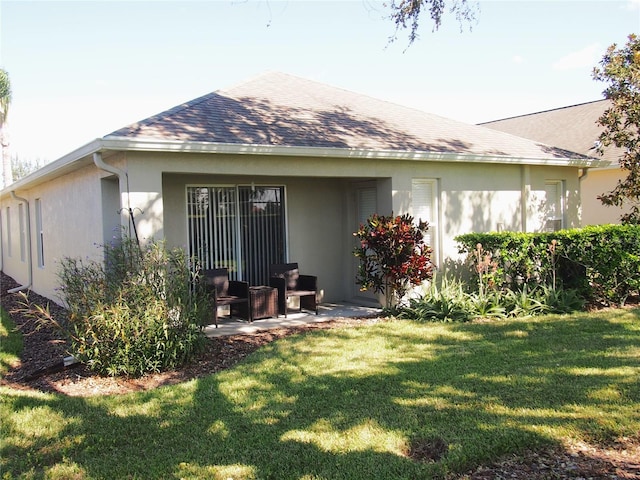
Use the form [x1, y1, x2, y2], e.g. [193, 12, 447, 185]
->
[353, 213, 434, 309]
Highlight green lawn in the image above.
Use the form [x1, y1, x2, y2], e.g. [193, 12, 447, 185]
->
[1, 308, 639, 479]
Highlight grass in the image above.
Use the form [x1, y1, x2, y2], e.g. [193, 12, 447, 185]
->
[1, 307, 639, 479]
[0, 307, 22, 377]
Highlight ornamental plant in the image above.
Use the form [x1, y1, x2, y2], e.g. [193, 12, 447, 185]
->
[18, 237, 212, 377]
[353, 213, 434, 309]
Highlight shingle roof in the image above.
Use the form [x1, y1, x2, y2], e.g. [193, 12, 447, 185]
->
[480, 100, 622, 164]
[107, 71, 590, 161]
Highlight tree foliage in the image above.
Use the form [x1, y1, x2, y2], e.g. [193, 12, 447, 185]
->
[11, 154, 44, 181]
[354, 213, 434, 308]
[593, 34, 640, 224]
[386, 0, 479, 45]
[0, 68, 10, 124]
[1, 68, 12, 189]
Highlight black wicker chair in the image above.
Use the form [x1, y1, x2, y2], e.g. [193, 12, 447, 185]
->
[202, 268, 250, 327]
[269, 263, 318, 317]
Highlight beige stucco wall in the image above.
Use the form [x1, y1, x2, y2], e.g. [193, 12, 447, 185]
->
[0, 163, 122, 302]
[581, 167, 630, 225]
[1, 149, 584, 306]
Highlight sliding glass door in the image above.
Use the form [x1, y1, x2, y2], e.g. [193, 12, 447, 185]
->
[187, 185, 286, 285]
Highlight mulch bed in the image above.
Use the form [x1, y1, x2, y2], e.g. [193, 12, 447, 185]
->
[1, 271, 639, 478]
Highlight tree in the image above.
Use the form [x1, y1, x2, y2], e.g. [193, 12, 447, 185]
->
[353, 213, 434, 309]
[593, 34, 640, 224]
[386, 0, 479, 46]
[12, 154, 44, 181]
[0, 68, 12, 189]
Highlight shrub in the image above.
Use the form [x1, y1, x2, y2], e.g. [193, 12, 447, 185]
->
[541, 285, 585, 314]
[23, 237, 211, 377]
[456, 225, 640, 306]
[353, 213, 434, 308]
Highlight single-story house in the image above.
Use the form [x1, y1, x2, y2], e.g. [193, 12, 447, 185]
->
[0, 72, 607, 306]
[480, 99, 627, 225]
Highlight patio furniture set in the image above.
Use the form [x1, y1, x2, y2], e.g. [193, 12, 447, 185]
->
[203, 262, 318, 327]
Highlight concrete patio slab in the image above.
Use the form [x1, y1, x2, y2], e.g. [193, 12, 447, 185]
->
[203, 302, 382, 337]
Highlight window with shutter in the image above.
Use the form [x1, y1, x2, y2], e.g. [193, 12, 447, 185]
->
[412, 179, 439, 265]
[357, 187, 377, 226]
[35, 198, 44, 268]
[18, 203, 26, 263]
[544, 181, 564, 232]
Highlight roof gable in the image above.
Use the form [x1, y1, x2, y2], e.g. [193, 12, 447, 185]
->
[107, 72, 589, 161]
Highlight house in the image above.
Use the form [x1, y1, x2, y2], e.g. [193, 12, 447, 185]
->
[480, 100, 627, 225]
[0, 72, 607, 306]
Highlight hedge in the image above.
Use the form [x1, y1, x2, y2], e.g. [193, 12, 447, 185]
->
[455, 224, 640, 306]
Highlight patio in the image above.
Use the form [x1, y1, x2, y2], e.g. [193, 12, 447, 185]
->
[203, 302, 382, 337]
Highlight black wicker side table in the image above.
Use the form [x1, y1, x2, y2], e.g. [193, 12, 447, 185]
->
[246, 286, 278, 321]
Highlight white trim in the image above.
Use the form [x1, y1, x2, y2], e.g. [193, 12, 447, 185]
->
[101, 137, 605, 167]
[1, 137, 609, 198]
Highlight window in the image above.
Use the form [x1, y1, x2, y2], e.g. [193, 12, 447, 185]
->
[5, 207, 11, 257]
[18, 203, 26, 262]
[544, 181, 564, 232]
[35, 198, 44, 268]
[357, 187, 377, 226]
[187, 185, 286, 285]
[412, 178, 439, 265]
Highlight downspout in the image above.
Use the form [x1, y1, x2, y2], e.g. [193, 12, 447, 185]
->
[93, 151, 126, 205]
[578, 168, 589, 225]
[8, 191, 32, 293]
[579, 167, 589, 181]
[93, 152, 134, 241]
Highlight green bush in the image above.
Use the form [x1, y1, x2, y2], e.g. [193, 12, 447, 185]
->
[42, 238, 211, 377]
[456, 224, 640, 306]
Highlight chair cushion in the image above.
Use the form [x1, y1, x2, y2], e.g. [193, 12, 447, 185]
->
[287, 290, 315, 297]
[216, 295, 246, 305]
[285, 269, 299, 289]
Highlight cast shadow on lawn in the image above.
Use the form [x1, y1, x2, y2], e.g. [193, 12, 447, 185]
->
[2, 311, 639, 479]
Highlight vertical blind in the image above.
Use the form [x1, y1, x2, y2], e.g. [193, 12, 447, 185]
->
[187, 186, 285, 285]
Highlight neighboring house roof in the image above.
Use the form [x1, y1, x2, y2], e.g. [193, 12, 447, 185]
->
[107, 71, 592, 162]
[479, 99, 622, 166]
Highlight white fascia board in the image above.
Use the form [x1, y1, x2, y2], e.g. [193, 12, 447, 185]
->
[102, 136, 609, 168]
[1, 137, 609, 199]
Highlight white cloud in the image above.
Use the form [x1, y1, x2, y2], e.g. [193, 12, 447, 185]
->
[512, 55, 524, 64]
[624, 0, 640, 10]
[552, 43, 602, 71]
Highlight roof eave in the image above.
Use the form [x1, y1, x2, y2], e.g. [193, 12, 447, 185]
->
[103, 136, 608, 167]
[0, 139, 104, 198]
[1, 137, 608, 197]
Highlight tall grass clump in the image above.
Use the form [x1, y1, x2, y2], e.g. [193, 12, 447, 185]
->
[22, 237, 211, 377]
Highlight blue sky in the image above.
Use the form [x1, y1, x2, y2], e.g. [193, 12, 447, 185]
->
[1, 0, 639, 163]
